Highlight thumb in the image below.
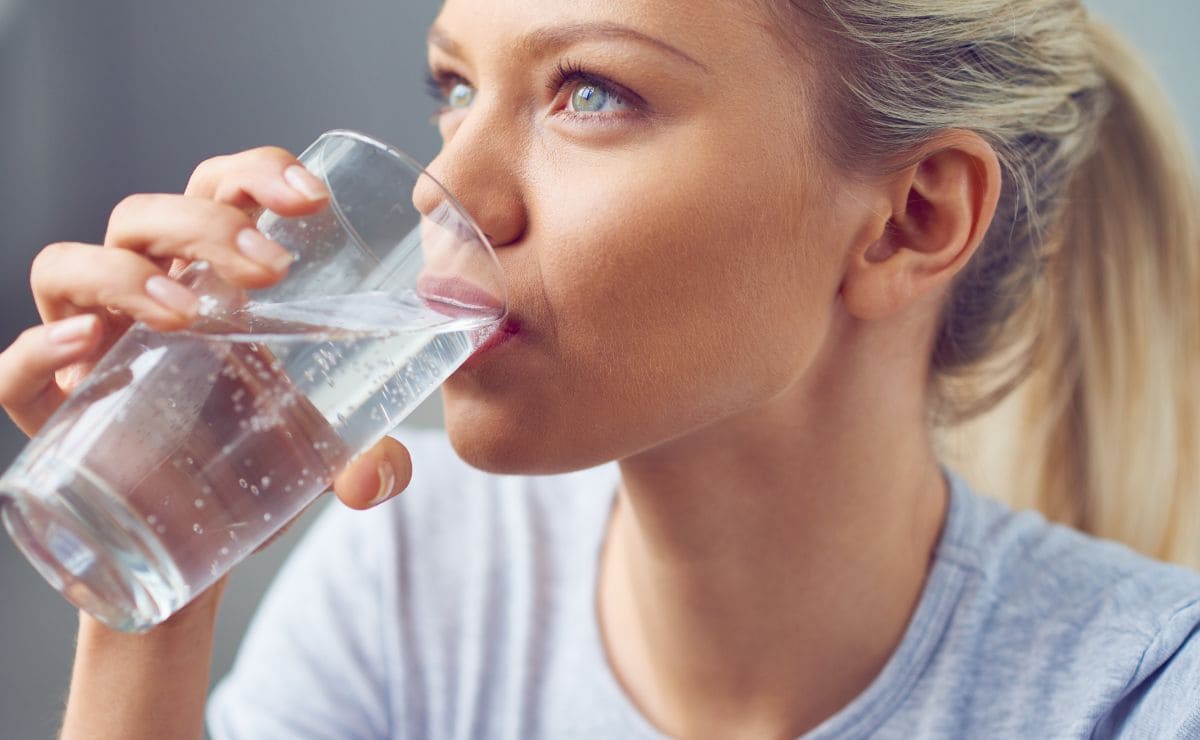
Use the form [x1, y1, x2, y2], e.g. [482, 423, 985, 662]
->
[332, 436, 413, 510]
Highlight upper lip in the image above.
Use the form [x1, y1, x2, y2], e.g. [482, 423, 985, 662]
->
[415, 272, 508, 321]
[415, 273, 505, 311]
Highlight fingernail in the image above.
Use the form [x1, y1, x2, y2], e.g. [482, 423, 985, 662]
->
[145, 276, 200, 317]
[237, 228, 294, 272]
[369, 460, 396, 506]
[284, 165, 328, 201]
[48, 314, 98, 345]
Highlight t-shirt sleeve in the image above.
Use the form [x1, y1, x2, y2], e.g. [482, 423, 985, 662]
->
[206, 501, 391, 740]
[1099, 599, 1200, 737]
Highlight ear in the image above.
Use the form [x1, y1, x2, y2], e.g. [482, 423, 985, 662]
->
[841, 131, 1001, 321]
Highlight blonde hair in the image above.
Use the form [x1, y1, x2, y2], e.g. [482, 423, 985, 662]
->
[780, 1, 1200, 568]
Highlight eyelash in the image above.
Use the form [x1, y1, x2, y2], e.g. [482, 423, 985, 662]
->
[423, 70, 456, 112]
[423, 58, 642, 121]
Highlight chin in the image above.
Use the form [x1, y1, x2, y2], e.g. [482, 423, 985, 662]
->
[441, 396, 621, 476]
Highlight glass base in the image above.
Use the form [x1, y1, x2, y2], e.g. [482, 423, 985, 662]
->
[0, 466, 181, 633]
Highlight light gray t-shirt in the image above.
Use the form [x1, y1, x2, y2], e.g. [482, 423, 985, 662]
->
[208, 429, 1200, 738]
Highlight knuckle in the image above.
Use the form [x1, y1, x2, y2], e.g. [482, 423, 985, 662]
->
[30, 242, 68, 287]
[112, 192, 151, 216]
[187, 154, 228, 189]
[107, 193, 157, 232]
[15, 325, 41, 348]
[249, 145, 298, 166]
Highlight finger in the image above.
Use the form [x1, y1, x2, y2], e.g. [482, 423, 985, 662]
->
[31, 242, 201, 331]
[105, 194, 294, 288]
[332, 437, 413, 510]
[0, 315, 102, 435]
[185, 146, 329, 216]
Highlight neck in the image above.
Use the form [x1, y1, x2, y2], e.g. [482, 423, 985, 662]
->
[598, 321, 949, 738]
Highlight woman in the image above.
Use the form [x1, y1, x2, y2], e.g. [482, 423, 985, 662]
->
[2, 0, 1197, 736]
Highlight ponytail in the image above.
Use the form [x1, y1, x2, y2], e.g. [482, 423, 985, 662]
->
[785, 0, 1198, 567]
[943, 21, 1200, 568]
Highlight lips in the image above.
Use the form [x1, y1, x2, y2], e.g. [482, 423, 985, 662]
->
[416, 273, 506, 320]
[414, 272, 522, 367]
[463, 314, 520, 365]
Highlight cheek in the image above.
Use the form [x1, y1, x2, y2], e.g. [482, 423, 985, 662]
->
[541, 147, 836, 395]
[445, 122, 846, 473]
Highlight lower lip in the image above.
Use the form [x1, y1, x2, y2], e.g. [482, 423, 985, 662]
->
[461, 320, 519, 367]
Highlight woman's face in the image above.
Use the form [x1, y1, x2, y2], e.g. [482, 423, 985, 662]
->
[429, 0, 860, 473]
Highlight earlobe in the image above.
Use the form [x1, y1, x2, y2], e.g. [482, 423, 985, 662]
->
[841, 131, 1002, 321]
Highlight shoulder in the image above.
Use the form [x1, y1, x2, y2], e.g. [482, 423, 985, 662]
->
[940, 472, 1200, 644]
[929, 470, 1200, 733]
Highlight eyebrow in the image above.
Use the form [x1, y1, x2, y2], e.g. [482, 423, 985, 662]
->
[428, 21, 712, 74]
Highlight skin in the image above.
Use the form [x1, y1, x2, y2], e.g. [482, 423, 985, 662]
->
[0, 0, 1001, 737]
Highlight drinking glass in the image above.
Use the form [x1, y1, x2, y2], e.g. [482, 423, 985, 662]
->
[0, 130, 506, 631]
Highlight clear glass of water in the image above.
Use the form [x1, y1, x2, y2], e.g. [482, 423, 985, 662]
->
[0, 130, 507, 631]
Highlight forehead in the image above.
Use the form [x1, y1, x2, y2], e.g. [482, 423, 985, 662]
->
[433, 0, 782, 66]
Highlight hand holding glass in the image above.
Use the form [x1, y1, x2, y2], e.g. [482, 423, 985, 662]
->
[0, 131, 506, 631]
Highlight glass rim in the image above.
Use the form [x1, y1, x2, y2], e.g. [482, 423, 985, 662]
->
[307, 129, 506, 313]
[313, 128, 496, 256]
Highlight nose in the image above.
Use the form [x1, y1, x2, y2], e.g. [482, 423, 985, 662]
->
[412, 112, 527, 249]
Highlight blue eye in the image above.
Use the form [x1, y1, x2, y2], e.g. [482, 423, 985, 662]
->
[567, 81, 629, 115]
[572, 84, 606, 112]
[447, 81, 475, 109]
[424, 70, 475, 114]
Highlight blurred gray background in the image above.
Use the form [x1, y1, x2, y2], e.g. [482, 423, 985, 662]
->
[0, 1, 1196, 737]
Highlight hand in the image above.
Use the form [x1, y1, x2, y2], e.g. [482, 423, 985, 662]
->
[0, 145, 411, 521]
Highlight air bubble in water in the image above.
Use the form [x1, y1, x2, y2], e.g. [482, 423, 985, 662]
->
[193, 523, 203, 534]
[194, 499, 205, 509]
[250, 484, 260, 496]
[261, 476, 271, 488]
[147, 515, 158, 525]
[198, 294, 220, 317]
[201, 485, 212, 495]
[263, 513, 272, 522]
[238, 478, 248, 489]
[220, 547, 230, 556]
